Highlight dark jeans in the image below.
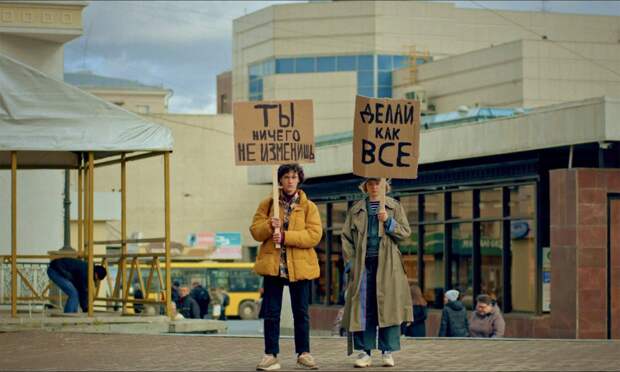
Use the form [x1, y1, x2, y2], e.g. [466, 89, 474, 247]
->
[47, 266, 79, 313]
[353, 256, 401, 353]
[262, 275, 311, 355]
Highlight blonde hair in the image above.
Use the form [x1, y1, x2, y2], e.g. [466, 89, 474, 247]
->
[358, 178, 391, 194]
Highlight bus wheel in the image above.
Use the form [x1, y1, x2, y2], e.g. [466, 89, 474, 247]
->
[239, 301, 258, 320]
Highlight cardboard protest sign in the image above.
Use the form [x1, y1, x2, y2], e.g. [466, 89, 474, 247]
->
[353, 95, 420, 179]
[233, 100, 315, 165]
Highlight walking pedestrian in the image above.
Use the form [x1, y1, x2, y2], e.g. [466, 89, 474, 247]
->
[341, 178, 413, 368]
[469, 294, 505, 338]
[438, 289, 469, 337]
[251, 163, 322, 371]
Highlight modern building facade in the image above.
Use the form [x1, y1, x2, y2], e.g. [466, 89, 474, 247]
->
[217, 70, 232, 114]
[234, 1, 620, 339]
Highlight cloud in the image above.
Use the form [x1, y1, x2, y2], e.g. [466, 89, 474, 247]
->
[64, 1, 299, 114]
[65, 1, 620, 114]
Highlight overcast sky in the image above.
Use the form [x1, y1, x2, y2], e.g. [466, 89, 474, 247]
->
[64, 1, 620, 114]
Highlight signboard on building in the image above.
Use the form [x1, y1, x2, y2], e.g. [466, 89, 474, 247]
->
[185, 232, 242, 260]
[233, 100, 315, 165]
[353, 95, 420, 179]
[542, 246, 551, 312]
[211, 232, 243, 260]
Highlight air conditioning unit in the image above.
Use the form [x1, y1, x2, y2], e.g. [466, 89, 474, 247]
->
[404, 88, 428, 112]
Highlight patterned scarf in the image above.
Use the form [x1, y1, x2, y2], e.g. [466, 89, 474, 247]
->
[278, 190, 300, 279]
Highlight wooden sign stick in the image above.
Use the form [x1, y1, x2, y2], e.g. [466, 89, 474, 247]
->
[378, 178, 386, 236]
[272, 165, 281, 249]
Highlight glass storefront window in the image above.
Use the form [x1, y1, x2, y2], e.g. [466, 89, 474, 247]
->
[451, 223, 473, 309]
[451, 190, 472, 220]
[511, 219, 536, 312]
[399, 194, 418, 224]
[480, 187, 502, 218]
[424, 223, 444, 308]
[317, 204, 328, 229]
[510, 184, 535, 218]
[314, 232, 327, 304]
[331, 202, 348, 234]
[424, 193, 444, 222]
[481, 221, 503, 306]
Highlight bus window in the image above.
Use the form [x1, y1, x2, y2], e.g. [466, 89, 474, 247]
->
[229, 269, 261, 292]
[208, 269, 229, 290]
[172, 269, 207, 288]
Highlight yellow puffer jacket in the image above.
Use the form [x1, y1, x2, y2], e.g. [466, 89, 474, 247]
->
[250, 190, 322, 282]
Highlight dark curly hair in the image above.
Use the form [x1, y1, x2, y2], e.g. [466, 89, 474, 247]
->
[277, 163, 305, 185]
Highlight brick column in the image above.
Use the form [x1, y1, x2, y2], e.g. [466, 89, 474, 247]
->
[550, 168, 620, 339]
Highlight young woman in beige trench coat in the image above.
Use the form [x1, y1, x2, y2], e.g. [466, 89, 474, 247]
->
[341, 178, 413, 368]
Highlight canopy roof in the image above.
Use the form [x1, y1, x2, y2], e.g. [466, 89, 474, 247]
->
[0, 53, 173, 168]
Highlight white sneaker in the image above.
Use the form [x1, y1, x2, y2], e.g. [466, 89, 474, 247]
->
[256, 354, 280, 371]
[382, 352, 395, 367]
[354, 352, 372, 368]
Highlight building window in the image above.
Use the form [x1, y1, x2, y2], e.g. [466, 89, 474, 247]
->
[336, 55, 356, 71]
[312, 182, 539, 314]
[136, 105, 150, 114]
[276, 58, 295, 74]
[295, 57, 315, 73]
[317, 56, 336, 72]
[248, 54, 412, 101]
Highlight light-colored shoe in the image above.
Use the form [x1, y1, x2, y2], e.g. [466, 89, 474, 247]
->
[297, 353, 319, 370]
[382, 352, 395, 367]
[354, 352, 372, 368]
[256, 355, 280, 371]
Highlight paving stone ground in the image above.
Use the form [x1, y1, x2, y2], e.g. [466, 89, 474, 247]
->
[1, 331, 619, 371]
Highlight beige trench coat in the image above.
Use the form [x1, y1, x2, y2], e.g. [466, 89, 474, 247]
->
[341, 196, 413, 332]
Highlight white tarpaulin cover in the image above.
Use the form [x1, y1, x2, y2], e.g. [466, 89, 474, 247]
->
[0, 53, 173, 167]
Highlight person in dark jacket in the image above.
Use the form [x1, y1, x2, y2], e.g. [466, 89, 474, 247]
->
[402, 284, 427, 337]
[469, 294, 505, 338]
[172, 281, 181, 308]
[47, 257, 107, 313]
[190, 282, 210, 319]
[438, 289, 469, 337]
[178, 286, 201, 319]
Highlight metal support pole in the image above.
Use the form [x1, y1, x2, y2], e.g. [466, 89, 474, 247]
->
[87, 152, 95, 317]
[164, 152, 172, 319]
[83, 155, 89, 256]
[121, 153, 127, 314]
[61, 169, 73, 251]
[11, 151, 17, 318]
[78, 157, 83, 257]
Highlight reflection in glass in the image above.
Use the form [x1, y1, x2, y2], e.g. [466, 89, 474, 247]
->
[451, 190, 472, 220]
[480, 188, 502, 218]
[424, 193, 444, 221]
[451, 223, 473, 309]
[317, 204, 328, 229]
[399, 195, 419, 224]
[332, 202, 347, 234]
[423, 223, 444, 308]
[481, 221, 502, 307]
[510, 184, 535, 218]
